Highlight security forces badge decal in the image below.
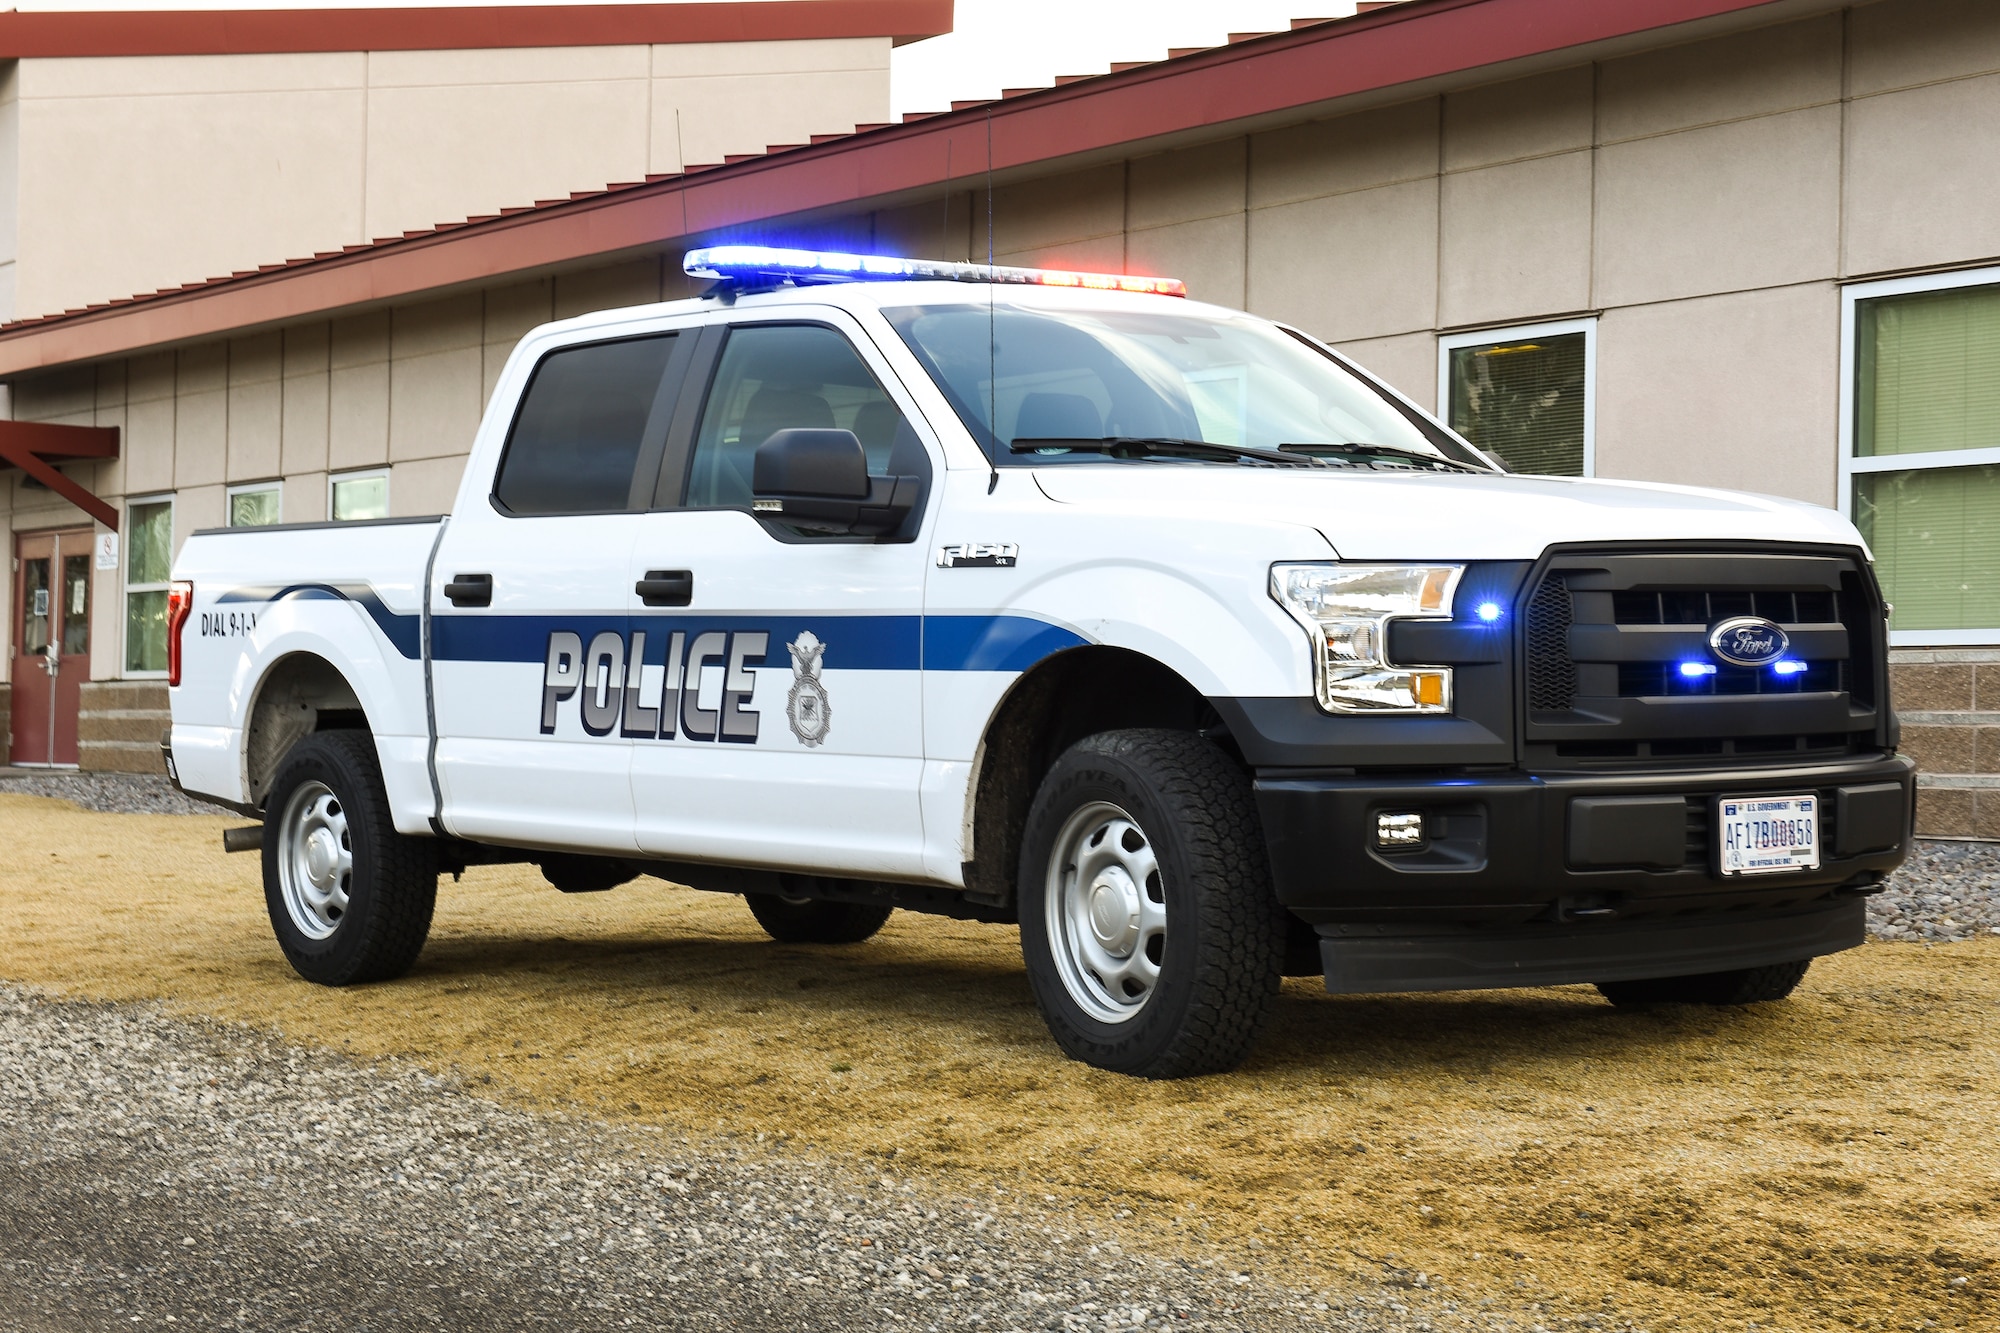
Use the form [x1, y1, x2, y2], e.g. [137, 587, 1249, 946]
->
[786, 631, 832, 747]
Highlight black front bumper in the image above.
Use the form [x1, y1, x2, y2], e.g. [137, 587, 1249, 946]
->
[1253, 752, 1913, 993]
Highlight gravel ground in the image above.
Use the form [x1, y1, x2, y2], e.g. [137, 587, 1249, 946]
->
[12, 772, 2000, 944]
[0, 769, 232, 816]
[0, 984, 1582, 1333]
[1869, 838, 2000, 942]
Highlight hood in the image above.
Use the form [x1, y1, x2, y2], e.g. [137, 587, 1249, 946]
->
[1030, 467, 1866, 561]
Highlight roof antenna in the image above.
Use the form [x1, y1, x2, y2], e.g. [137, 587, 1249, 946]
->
[985, 111, 1000, 495]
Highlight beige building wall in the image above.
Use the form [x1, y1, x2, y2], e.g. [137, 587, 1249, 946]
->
[10, 0, 2000, 803]
[5, 37, 890, 320]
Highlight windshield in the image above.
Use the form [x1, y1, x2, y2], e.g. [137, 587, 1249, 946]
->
[881, 302, 1491, 470]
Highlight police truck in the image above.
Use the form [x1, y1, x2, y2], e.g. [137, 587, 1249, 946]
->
[163, 247, 1914, 1077]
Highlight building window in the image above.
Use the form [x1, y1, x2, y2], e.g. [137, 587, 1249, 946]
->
[1437, 319, 1595, 476]
[227, 481, 281, 528]
[124, 496, 173, 675]
[330, 469, 389, 522]
[1842, 268, 2000, 646]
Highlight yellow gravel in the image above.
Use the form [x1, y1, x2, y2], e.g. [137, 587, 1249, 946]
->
[2, 791, 1995, 1330]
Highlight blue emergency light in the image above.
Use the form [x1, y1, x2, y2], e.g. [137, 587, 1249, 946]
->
[683, 245, 1187, 297]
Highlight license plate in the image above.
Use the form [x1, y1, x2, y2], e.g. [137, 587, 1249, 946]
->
[1716, 794, 1820, 876]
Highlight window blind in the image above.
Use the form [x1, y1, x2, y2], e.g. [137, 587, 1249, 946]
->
[1857, 284, 2000, 457]
[1447, 332, 1587, 475]
[1854, 463, 2000, 632]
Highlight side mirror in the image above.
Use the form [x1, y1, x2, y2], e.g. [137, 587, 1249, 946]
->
[752, 428, 916, 537]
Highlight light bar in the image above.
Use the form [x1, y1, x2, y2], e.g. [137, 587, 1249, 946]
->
[683, 245, 1187, 297]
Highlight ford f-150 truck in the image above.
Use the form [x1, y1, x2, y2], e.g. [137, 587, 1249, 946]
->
[165, 246, 1915, 1078]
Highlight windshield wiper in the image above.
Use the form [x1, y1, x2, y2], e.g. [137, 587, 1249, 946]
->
[1278, 441, 1485, 473]
[1009, 436, 1326, 468]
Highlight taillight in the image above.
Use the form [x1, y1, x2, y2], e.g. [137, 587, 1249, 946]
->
[166, 580, 193, 687]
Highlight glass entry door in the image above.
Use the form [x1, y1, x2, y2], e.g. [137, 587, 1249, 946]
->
[10, 528, 92, 766]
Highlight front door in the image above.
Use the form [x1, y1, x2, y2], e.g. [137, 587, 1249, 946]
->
[10, 528, 93, 766]
[627, 315, 937, 880]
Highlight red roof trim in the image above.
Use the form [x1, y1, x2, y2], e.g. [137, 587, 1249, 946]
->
[0, 0, 1797, 376]
[0, 1, 952, 57]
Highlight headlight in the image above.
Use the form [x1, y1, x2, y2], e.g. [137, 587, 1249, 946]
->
[1271, 563, 1464, 714]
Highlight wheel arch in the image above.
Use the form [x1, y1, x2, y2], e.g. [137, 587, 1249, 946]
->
[242, 651, 373, 810]
[959, 645, 1240, 905]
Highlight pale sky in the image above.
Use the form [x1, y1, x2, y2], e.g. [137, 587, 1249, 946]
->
[16, 0, 1361, 120]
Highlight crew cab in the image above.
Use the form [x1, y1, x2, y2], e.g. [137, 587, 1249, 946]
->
[164, 246, 1915, 1078]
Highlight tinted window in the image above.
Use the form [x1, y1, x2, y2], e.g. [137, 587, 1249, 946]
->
[686, 324, 918, 510]
[495, 335, 677, 515]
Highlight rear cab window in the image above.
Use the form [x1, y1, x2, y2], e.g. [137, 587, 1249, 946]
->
[493, 333, 685, 516]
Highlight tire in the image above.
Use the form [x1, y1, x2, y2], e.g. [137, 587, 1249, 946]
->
[744, 892, 893, 944]
[1595, 958, 1812, 1007]
[261, 730, 438, 986]
[1017, 729, 1287, 1079]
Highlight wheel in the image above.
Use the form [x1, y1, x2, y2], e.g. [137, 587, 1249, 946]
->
[1596, 958, 1812, 1007]
[744, 891, 893, 944]
[262, 730, 438, 986]
[1017, 729, 1287, 1079]
[539, 853, 637, 894]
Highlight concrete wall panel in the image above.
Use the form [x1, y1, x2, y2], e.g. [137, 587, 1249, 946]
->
[15, 87, 366, 318]
[1247, 179, 1438, 343]
[1126, 214, 1245, 310]
[553, 260, 663, 321]
[1128, 139, 1246, 231]
[389, 347, 483, 463]
[1334, 330, 1440, 412]
[1442, 66, 1593, 172]
[1594, 282, 1840, 506]
[365, 79, 649, 238]
[1438, 150, 1592, 328]
[1249, 99, 1438, 209]
[282, 470, 328, 525]
[327, 362, 390, 473]
[1845, 72, 2000, 276]
[992, 166, 1126, 257]
[121, 396, 175, 498]
[280, 372, 330, 478]
[1851, 0, 2000, 98]
[1598, 16, 1842, 143]
[391, 453, 469, 518]
[226, 379, 281, 482]
[1593, 106, 1839, 307]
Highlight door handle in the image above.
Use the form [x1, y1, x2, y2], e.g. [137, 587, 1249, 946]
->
[636, 570, 693, 607]
[444, 573, 493, 607]
[43, 645, 59, 677]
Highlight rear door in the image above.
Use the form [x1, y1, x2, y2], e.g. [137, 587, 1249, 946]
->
[625, 313, 939, 879]
[430, 325, 698, 853]
[9, 528, 91, 767]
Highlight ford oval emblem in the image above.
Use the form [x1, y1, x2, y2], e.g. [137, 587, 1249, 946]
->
[1708, 616, 1790, 667]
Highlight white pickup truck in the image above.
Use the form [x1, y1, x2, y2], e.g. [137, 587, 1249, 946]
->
[166, 246, 1914, 1078]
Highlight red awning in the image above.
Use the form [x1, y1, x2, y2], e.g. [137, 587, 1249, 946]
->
[0, 421, 120, 530]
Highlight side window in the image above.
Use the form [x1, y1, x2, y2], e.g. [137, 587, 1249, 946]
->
[685, 324, 922, 511]
[494, 334, 678, 516]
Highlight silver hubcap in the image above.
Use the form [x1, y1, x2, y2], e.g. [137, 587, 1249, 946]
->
[1046, 802, 1166, 1024]
[278, 780, 352, 940]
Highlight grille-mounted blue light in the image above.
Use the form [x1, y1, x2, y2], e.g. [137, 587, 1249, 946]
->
[1474, 601, 1502, 622]
[1679, 661, 1718, 678]
[682, 245, 1187, 296]
[1771, 659, 1809, 676]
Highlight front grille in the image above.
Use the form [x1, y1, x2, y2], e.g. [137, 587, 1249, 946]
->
[1522, 547, 1887, 770]
[1613, 590, 1840, 626]
[1616, 660, 1844, 696]
[1526, 575, 1576, 712]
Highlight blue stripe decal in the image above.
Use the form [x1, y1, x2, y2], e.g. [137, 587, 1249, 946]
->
[434, 614, 923, 670]
[216, 583, 422, 659]
[924, 615, 1087, 672]
[217, 582, 1087, 673]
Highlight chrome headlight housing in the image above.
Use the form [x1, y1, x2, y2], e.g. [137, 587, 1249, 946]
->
[1271, 563, 1464, 714]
